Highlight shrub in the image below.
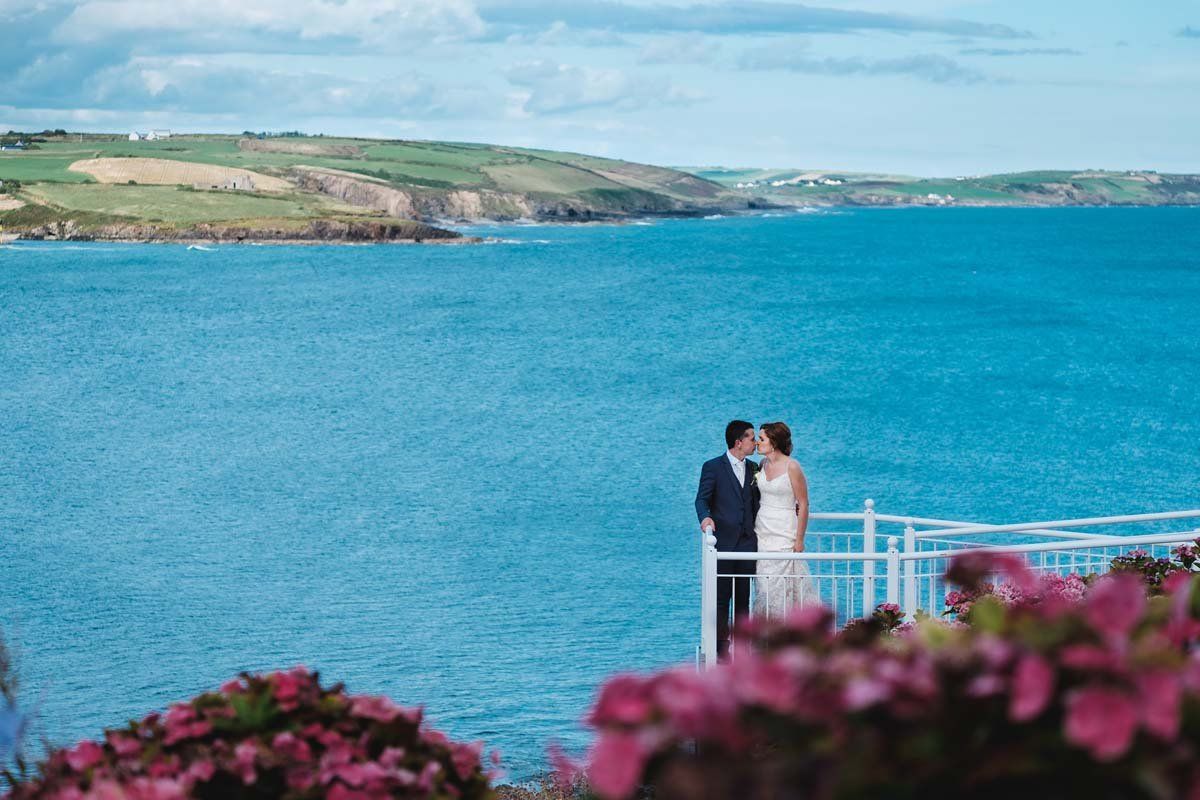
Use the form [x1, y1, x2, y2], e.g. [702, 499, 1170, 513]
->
[7, 667, 497, 800]
[573, 552, 1200, 800]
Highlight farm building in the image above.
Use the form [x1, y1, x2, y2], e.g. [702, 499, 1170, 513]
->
[194, 175, 256, 191]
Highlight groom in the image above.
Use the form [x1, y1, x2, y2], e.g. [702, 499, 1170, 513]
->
[695, 420, 759, 659]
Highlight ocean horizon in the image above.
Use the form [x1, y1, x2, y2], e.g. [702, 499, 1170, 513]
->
[2, 207, 1198, 779]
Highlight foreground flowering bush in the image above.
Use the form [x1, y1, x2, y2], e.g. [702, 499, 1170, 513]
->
[6, 668, 495, 800]
[574, 554, 1200, 800]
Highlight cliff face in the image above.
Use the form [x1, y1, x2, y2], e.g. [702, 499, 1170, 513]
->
[12, 218, 464, 243]
[290, 167, 744, 221]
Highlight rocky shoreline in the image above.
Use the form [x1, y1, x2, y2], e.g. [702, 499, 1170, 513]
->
[5, 217, 474, 245]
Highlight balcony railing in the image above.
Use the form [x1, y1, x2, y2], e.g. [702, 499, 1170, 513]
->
[699, 501, 1200, 667]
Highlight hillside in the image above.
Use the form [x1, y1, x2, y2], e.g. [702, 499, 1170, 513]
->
[687, 167, 1200, 207]
[0, 133, 750, 242]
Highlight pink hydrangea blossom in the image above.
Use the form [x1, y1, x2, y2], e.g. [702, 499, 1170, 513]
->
[1085, 574, 1148, 637]
[232, 740, 258, 785]
[348, 695, 409, 724]
[65, 740, 105, 772]
[1009, 654, 1054, 721]
[1064, 686, 1138, 761]
[1136, 671, 1181, 740]
[588, 732, 648, 800]
[588, 674, 655, 726]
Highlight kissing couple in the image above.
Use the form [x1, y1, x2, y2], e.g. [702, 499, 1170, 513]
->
[695, 419, 818, 659]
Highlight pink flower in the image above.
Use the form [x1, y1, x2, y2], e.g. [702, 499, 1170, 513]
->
[1009, 654, 1054, 721]
[1136, 671, 1181, 740]
[1058, 644, 1123, 673]
[650, 667, 737, 739]
[379, 747, 408, 769]
[548, 743, 584, 793]
[1085, 574, 1147, 637]
[587, 732, 648, 800]
[348, 695, 409, 724]
[731, 652, 797, 713]
[220, 678, 244, 694]
[126, 778, 185, 800]
[843, 675, 891, 710]
[947, 551, 1035, 592]
[106, 733, 142, 759]
[183, 759, 215, 786]
[782, 605, 834, 634]
[272, 731, 314, 762]
[1063, 685, 1138, 761]
[450, 741, 484, 781]
[65, 740, 105, 772]
[588, 674, 655, 726]
[286, 766, 316, 791]
[233, 740, 258, 785]
[271, 669, 308, 711]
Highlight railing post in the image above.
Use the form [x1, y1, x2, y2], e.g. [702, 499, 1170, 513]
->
[862, 498, 876, 615]
[885, 536, 900, 606]
[903, 520, 917, 616]
[700, 529, 719, 669]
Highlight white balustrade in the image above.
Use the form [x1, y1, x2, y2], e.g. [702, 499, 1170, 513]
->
[698, 502, 1200, 667]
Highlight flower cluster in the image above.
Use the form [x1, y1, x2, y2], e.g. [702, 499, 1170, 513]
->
[7, 667, 496, 800]
[944, 572, 1090, 618]
[1110, 540, 1200, 590]
[573, 554, 1200, 800]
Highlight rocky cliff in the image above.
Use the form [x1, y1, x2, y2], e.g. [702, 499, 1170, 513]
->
[12, 217, 465, 243]
[290, 166, 745, 222]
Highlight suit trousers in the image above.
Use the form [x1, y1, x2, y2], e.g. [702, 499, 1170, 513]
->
[716, 556, 755, 657]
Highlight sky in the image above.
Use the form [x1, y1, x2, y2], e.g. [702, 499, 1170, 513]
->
[1, 0, 1198, 174]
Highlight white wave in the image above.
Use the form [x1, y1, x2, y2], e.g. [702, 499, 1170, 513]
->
[483, 237, 552, 245]
[703, 214, 725, 220]
[187, 244, 216, 252]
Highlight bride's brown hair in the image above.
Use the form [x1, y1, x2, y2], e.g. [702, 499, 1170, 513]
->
[761, 422, 792, 456]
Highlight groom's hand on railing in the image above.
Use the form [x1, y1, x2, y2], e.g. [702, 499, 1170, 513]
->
[701, 518, 715, 534]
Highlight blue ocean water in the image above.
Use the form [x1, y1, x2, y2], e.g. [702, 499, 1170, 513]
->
[1, 208, 1198, 778]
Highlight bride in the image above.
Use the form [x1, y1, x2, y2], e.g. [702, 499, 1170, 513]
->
[753, 422, 819, 616]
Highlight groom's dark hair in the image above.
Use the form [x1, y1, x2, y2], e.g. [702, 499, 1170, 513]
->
[725, 420, 753, 449]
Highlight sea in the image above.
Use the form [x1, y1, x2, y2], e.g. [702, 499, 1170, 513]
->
[1, 207, 1198, 779]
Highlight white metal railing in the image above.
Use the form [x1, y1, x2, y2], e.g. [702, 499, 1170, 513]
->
[698, 500, 1200, 667]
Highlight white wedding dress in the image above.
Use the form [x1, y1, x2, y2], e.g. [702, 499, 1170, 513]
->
[753, 464, 819, 617]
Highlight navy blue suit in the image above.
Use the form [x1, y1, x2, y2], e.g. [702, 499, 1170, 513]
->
[695, 454, 759, 656]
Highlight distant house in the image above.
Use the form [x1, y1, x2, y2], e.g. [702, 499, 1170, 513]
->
[194, 175, 256, 192]
[129, 132, 143, 141]
[147, 129, 171, 141]
[0, 140, 27, 151]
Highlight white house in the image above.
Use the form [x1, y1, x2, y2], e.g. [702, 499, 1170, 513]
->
[146, 129, 171, 141]
[128, 132, 143, 141]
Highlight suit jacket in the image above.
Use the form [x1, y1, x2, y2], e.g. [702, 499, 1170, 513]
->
[695, 454, 759, 552]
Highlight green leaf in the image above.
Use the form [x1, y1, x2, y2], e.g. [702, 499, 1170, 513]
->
[970, 597, 1006, 633]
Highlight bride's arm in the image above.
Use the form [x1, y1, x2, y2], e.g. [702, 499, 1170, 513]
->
[788, 460, 810, 552]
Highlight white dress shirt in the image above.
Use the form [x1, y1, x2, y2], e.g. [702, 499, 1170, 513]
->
[726, 450, 746, 488]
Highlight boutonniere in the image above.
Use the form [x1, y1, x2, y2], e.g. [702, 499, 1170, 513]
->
[752, 468, 764, 487]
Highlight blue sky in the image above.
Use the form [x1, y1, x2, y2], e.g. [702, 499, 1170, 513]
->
[1, 0, 1198, 174]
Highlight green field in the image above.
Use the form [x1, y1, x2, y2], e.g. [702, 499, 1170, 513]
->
[20, 183, 370, 224]
[0, 136, 742, 211]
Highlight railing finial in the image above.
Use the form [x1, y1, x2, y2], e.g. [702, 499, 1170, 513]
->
[864, 498, 875, 510]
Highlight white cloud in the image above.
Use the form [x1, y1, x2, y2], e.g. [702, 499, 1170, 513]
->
[504, 20, 626, 47]
[53, 0, 485, 46]
[638, 33, 719, 65]
[504, 59, 703, 114]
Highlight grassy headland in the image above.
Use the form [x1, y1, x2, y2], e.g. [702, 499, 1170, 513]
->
[686, 166, 1200, 207]
[0, 132, 749, 243]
